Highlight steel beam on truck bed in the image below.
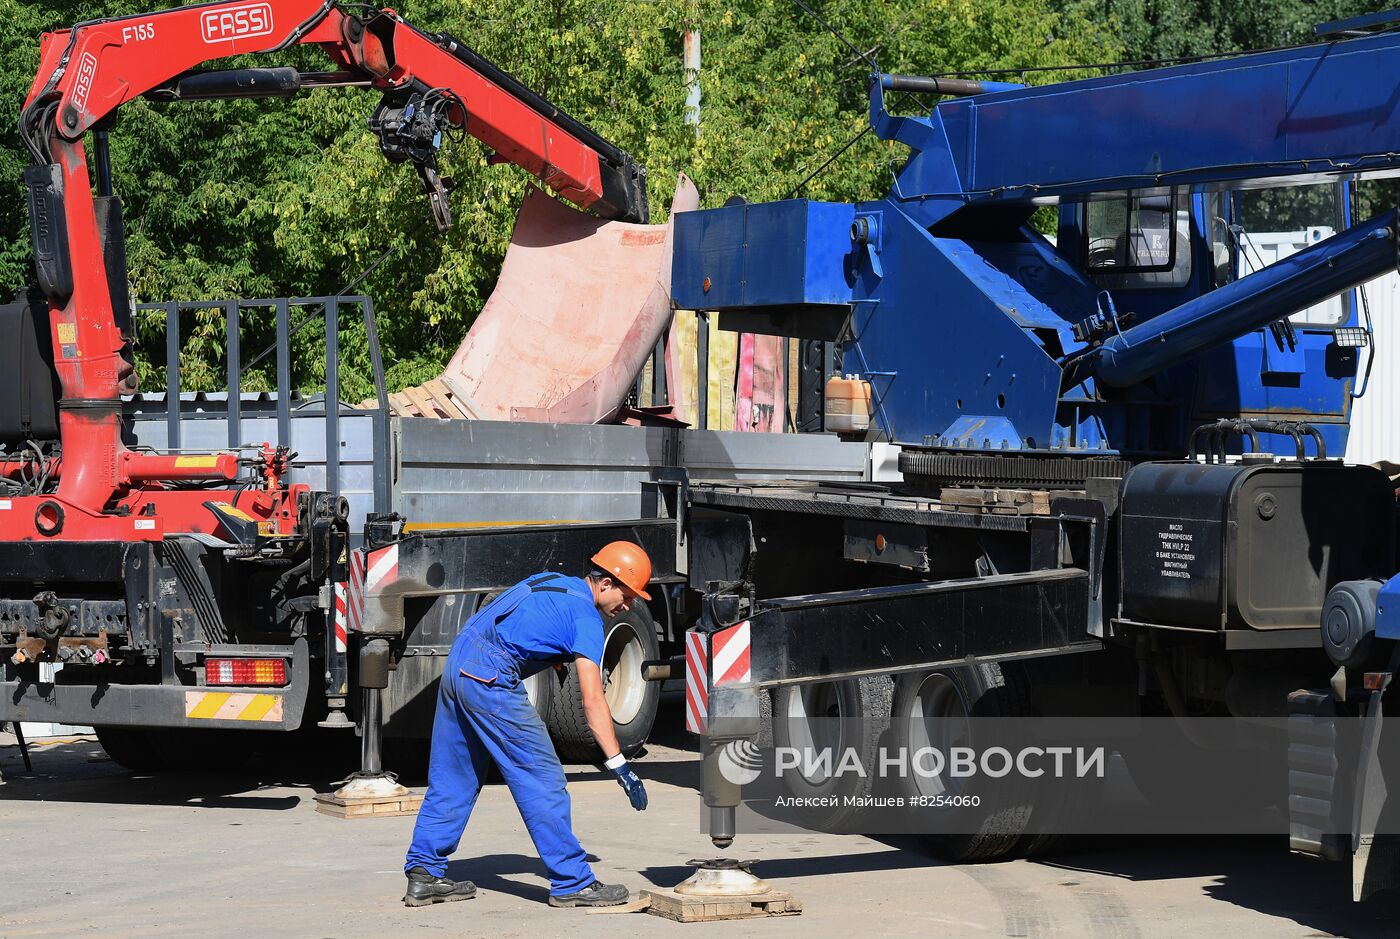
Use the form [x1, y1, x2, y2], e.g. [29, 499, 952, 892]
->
[744, 567, 1095, 686]
[352, 518, 681, 636]
[689, 480, 1039, 533]
[693, 568, 1097, 738]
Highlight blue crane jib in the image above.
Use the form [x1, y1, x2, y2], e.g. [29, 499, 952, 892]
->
[672, 28, 1400, 460]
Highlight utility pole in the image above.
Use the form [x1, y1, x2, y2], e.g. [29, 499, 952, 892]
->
[683, 17, 700, 134]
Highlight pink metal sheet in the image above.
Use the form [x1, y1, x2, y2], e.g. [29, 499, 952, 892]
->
[734, 333, 786, 432]
[439, 175, 699, 424]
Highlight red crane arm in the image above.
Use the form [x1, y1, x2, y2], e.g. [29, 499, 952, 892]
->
[24, 1, 645, 223]
[15, 0, 648, 534]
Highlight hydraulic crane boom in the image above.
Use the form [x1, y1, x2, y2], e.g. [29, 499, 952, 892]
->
[17, 0, 648, 538]
[870, 28, 1400, 228]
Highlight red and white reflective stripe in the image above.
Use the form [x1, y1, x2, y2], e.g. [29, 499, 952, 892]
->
[332, 582, 350, 652]
[711, 620, 752, 686]
[344, 549, 366, 633]
[684, 630, 709, 735]
[343, 545, 398, 633]
[364, 545, 399, 593]
[348, 548, 366, 621]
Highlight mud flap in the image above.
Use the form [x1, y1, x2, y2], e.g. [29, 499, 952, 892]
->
[1353, 665, 1399, 901]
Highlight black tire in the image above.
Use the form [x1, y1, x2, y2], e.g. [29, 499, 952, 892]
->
[546, 603, 661, 762]
[1017, 770, 1107, 858]
[94, 726, 254, 773]
[155, 729, 256, 772]
[769, 675, 894, 831]
[1017, 831, 1075, 858]
[94, 726, 168, 773]
[890, 663, 1036, 862]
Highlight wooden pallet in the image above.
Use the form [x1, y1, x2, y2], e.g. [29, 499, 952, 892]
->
[937, 487, 1079, 516]
[359, 378, 483, 420]
[636, 887, 801, 923]
[312, 789, 423, 819]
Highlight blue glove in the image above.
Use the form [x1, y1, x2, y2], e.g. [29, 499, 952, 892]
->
[605, 755, 648, 811]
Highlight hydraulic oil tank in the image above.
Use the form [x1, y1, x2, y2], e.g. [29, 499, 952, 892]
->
[1118, 461, 1393, 631]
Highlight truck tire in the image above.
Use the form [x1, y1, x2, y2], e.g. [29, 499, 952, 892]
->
[889, 663, 1035, 862]
[95, 726, 168, 773]
[1017, 770, 1106, 858]
[545, 603, 661, 762]
[155, 729, 254, 772]
[770, 675, 894, 831]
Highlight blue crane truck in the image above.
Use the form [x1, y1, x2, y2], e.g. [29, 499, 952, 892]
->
[669, 10, 1400, 901]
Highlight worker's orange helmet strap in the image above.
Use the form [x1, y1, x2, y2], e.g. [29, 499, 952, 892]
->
[591, 541, 652, 601]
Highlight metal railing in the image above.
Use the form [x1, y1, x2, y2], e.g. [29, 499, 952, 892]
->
[133, 295, 391, 511]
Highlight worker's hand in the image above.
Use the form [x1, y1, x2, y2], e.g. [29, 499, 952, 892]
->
[604, 753, 648, 811]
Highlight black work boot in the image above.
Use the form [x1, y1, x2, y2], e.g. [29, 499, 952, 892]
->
[403, 866, 477, 907]
[548, 881, 630, 908]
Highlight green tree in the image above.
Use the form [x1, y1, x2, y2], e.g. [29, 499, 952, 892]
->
[1076, 0, 1392, 62]
[0, 0, 1118, 400]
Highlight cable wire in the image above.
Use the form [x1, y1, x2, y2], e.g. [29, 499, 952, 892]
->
[784, 124, 872, 199]
[792, 0, 877, 72]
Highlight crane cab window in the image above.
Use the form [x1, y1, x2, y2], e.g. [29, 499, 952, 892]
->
[1222, 182, 1350, 327]
[1085, 191, 1192, 289]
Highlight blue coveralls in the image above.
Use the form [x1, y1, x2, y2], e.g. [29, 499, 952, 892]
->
[404, 573, 606, 896]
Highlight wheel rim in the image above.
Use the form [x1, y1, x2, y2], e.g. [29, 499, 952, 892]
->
[903, 672, 970, 798]
[780, 682, 845, 785]
[602, 618, 647, 725]
[523, 671, 547, 712]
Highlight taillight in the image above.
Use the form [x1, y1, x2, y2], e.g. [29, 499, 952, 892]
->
[205, 658, 287, 686]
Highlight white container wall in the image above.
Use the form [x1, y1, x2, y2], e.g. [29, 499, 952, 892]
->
[1345, 271, 1400, 467]
[1244, 229, 1398, 468]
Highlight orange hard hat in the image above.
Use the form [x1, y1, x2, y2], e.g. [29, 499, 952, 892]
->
[591, 541, 652, 600]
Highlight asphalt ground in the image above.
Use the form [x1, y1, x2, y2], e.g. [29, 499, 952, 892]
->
[3, 691, 1400, 938]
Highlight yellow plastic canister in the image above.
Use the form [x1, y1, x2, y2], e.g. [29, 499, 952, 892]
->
[824, 375, 872, 433]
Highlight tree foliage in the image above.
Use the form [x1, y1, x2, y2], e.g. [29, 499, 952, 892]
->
[3, 1, 1113, 400]
[1077, 0, 1392, 62]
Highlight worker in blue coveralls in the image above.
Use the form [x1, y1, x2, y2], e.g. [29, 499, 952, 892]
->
[402, 541, 652, 909]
